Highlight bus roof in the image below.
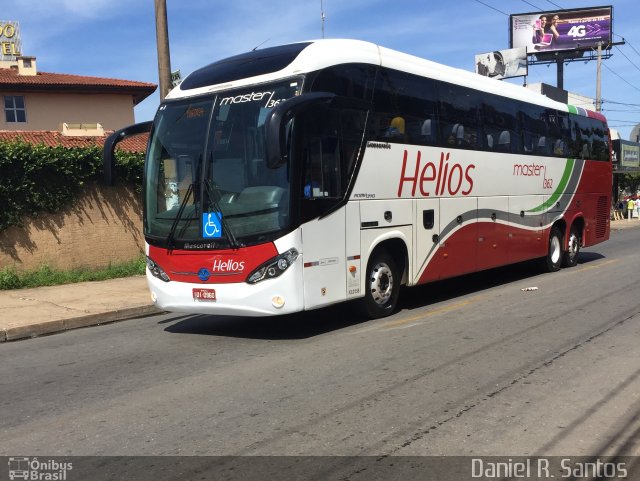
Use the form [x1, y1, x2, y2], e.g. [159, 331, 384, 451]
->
[171, 39, 603, 120]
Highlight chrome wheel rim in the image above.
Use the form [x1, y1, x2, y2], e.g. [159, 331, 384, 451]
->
[369, 262, 393, 306]
[550, 235, 562, 264]
[567, 233, 579, 259]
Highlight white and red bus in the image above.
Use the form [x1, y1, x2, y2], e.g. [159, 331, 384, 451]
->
[105, 39, 611, 319]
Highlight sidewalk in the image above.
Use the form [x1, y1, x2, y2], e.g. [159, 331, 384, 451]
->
[0, 218, 638, 343]
[0, 276, 158, 342]
[612, 216, 640, 229]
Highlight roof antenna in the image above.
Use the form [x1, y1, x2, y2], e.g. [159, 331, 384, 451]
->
[252, 38, 270, 51]
[320, 0, 325, 38]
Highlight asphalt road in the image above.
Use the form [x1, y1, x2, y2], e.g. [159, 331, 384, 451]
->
[1, 227, 639, 465]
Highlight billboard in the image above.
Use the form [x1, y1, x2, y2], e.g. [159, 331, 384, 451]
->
[475, 47, 527, 80]
[620, 141, 640, 169]
[0, 21, 21, 61]
[510, 6, 612, 54]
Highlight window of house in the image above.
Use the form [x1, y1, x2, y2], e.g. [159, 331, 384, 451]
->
[4, 96, 26, 123]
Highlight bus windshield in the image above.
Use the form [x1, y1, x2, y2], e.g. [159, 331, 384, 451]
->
[144, 80, 301, 248]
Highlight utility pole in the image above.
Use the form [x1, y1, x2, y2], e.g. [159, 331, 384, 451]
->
[154, 0, 172, 101]
[596, 42, 602, 112]
[320, 0, 325, 39]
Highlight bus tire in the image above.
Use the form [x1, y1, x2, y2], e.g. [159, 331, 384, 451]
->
[362, 251, 400, 319]
[562, 225, 581, 268]
[543, 226, 563, 272]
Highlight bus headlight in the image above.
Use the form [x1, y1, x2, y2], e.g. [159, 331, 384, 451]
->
[146, 256, 170, 282]
[246, 248, 299, 284]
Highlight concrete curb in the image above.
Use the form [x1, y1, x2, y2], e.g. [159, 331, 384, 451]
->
[0, 305, 161, 342]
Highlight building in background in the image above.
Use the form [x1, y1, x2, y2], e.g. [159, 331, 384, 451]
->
[525, 82, 596, 111]
[0, 47, 155, 149]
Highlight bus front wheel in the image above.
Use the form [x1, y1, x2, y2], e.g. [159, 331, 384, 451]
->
[362, 251, 400, 319]
[543, 226, 563, 272]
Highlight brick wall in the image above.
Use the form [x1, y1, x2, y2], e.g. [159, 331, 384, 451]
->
[0, 184, 144, 272]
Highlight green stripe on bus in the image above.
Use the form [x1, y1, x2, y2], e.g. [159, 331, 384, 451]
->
[567, 104, 578, 115]
[527, 158, 575, 213]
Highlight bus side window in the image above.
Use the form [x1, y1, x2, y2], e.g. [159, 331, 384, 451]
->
[302, 136, 340, 199]
[436, 83, 480, 150]
[297, 106, 344, 201]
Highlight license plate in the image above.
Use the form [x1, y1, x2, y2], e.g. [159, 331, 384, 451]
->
[193, 288, 217, 302]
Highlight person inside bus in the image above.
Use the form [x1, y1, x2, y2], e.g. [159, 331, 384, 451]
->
[447, 124, 464, 146]
[553, 138, 566, 155]
[420, 118, 434, 143]
[385, 116, 407, 142]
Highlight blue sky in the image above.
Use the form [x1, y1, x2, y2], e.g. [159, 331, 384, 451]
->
[8, 0, 640, 139]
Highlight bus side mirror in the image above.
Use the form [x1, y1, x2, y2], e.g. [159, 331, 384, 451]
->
[264, 92, 335, 169]
[103, 120, 153, 185]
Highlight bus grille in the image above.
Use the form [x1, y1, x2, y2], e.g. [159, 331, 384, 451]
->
[595, 196, 608, 238]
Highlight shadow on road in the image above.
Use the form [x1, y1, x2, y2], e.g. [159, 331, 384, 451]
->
[163, 302, 366, 340]
[576, 251, 605, 264]
[163, 252, 607, 341]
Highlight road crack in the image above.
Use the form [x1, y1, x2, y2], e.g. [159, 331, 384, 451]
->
[387, 306, 640, 455]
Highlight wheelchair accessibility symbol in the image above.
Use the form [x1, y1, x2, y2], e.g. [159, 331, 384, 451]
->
[202, 212, 222, 238]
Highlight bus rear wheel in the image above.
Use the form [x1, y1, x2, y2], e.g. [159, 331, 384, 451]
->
[562, 226, 581, 267]
[543, 226, 563, 272]
[362, 251, 400, 319]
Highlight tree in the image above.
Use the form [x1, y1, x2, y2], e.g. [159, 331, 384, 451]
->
[619, 173, 640, 196]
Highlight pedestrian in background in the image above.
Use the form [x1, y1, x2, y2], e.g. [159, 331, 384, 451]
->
[627, 198, 635, 220]
[617, 200, 625, 220]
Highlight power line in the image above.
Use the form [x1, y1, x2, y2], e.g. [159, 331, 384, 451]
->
[603, 99, 640, 108]
[545, 0, 563, 9]
[626, 40, 640, 59]
[472, 0, 509, 16]
[604, 109, 640, 113]
[521, 0, 542, 11]
[613, 33, 640, 59]
[602, 62, 640, 94]
[614, 45, 640, 74]
[603, 118, 640, 123]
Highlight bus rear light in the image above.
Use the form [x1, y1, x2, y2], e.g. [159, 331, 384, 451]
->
[246, 248, 299, 284]
[146, 256, 171, 282]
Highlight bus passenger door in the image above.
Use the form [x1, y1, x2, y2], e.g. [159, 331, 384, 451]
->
[296, 104, 365, 310]
[301, 210, 347, 309]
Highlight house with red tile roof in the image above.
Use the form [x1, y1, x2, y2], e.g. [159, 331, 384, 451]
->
[0, 129, 148, 152]
[0, 56, 155, 151]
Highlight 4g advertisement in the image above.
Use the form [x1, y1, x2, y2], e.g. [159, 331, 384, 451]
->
[510, 6, 612, 54]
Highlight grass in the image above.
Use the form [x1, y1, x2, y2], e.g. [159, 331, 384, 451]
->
[0, 257, 146, 290]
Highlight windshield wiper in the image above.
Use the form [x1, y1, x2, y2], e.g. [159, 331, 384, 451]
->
[204, 179, 241, 250]
[166, 183, 194, 250]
